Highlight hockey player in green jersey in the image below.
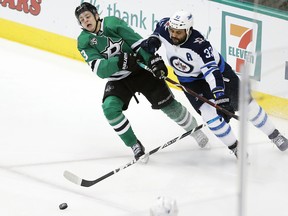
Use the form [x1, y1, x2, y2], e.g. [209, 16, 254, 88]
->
[74, 2, 209, 160]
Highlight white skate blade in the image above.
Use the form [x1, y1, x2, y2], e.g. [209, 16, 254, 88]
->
[139, 153, 149, 164]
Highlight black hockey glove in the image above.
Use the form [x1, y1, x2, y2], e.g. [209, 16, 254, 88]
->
[117, 53, 142, 72]
[213, 90, 235, 123]
[148, 54, 168, 79]
[140, 36, 161, 54]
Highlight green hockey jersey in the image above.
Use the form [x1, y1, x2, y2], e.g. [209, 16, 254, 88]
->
[77, 16, 152, 80]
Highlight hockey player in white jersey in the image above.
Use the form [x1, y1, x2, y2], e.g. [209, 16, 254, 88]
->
[141, 10, 288, 157]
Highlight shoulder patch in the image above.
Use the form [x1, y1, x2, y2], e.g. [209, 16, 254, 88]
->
[194, 37, 206, 44]
[89, 37, 98, 46]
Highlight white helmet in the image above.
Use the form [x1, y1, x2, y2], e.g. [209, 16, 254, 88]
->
[168, 10, 193, 36]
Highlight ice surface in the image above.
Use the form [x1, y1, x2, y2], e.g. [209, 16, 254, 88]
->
[0, 38, 287, 216]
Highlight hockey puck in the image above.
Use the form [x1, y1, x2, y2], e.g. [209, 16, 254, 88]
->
[59, 202, 68, 210]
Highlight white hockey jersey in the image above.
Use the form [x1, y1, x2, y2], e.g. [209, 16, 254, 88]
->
[151, 17, 226, 92]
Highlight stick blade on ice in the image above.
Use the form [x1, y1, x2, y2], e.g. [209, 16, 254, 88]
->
[63, 170, 83, 186]
[64, 170, 103, 187]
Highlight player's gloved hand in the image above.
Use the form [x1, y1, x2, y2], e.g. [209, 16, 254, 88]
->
[213, 89, 235, 123]
[148, 54, 168, 79]
[140, 36, 161, 54]
[118, 53, 142, 72]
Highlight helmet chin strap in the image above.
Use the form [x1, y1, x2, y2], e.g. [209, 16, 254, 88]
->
[93, 16, 103, 33]
[178, 28, 193, 45]
[184, 28, 193, 43]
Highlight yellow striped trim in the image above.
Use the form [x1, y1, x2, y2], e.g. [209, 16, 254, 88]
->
[252, 92, 288, 120]
[1, 18, 287, 119]
[0, 18, 83, 61]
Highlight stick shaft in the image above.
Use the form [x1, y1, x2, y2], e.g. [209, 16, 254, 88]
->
[165, 77, 239, 120]
[137, 62, 239, 120]
[64, 124, 204, 187]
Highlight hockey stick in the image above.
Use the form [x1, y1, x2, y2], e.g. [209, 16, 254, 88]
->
[137, 62, 239, 120]
[63, 124, 204, 187]
[165, 77, 239, 120]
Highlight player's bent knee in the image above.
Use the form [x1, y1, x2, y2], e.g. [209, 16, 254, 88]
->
[199, 102, 219, 123]
[102, 96, 124, 120]
[161, 99, 183, 119]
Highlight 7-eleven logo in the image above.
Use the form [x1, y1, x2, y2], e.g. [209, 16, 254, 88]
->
[221, 12, 262, 81]
[230, 24, 253, 72]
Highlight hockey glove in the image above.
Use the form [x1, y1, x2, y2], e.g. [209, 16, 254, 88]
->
[117, 53, 142, 72]
[148, 54, 168, 79]
[213, 89, 235, 123]
[140, 36, 161, 54]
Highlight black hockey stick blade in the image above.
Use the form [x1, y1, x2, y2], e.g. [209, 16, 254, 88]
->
[63, 124, 204, 187]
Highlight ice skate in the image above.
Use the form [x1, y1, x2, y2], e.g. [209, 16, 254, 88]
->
[191, 130, 209, 148]
[269, 129, 288, 151]
[228, 141, 249, 161]
[131, 141, 149, 163]
[228, 141, 238, 158]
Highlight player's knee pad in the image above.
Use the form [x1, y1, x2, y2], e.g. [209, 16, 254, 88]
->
[199, 102, 218, 122]
[200, 102, 233, 139]
[200, 103, 237, 146]
[248, 99, 267, 125]
[102, 96, 124, 120]
[161, 100, 197, 129]
[161, 100, 185, 120]
[248, 99, 275, 134]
